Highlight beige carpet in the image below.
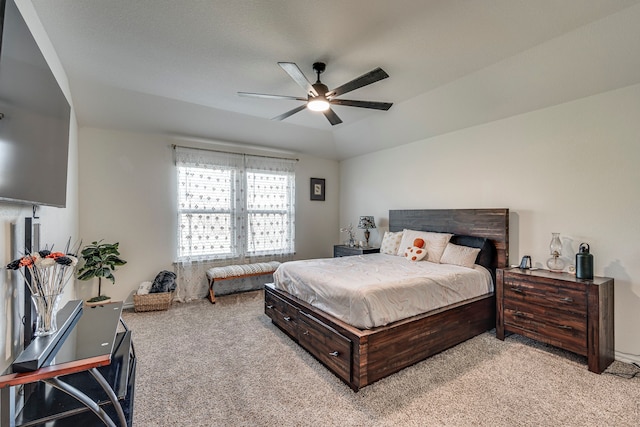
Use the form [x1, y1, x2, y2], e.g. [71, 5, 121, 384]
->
[122, 290, 639, 426]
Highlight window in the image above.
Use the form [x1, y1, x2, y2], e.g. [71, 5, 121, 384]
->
[175, 147, 295, 262]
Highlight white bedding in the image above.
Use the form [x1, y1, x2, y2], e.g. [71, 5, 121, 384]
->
[273, 253, 493, 329]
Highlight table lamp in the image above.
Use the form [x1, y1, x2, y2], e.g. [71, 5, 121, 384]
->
[357, 216, 376, 247]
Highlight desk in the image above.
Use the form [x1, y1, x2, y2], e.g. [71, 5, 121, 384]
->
[0, 302, 136, 427]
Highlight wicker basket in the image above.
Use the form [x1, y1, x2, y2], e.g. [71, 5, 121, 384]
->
[133, 291, 173, 312]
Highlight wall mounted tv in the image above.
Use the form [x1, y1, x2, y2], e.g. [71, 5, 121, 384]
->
[0, 0, 71, 207]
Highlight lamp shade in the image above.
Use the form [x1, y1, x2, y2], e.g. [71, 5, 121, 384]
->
[357, 216, 376, 230]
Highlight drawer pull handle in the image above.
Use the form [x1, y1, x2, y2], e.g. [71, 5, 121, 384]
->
[560, 297, 574, 303]
[514, 311, 526, 318]
[558, 325, 573, 330]
[283, 316, 291, 322]
[266, 304, 274, 309]
[302, 330, 309, 335]
[329, 351, 339, 357]
[510, 287, 524, 294]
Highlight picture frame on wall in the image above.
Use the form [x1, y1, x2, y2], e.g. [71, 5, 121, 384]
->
[310, 178, 325, 201]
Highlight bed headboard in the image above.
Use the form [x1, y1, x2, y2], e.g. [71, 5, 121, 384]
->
[388, 209, 509, 269]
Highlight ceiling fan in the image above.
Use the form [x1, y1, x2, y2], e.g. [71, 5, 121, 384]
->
[238, 62, 392, 125]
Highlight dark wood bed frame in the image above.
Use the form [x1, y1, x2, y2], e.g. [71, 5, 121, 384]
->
[264, 208, 509, 391]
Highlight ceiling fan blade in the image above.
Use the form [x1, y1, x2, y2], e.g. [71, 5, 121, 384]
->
[323, 108, 343, 126]
[272, 104, 308, 121]
[327, 67, 389, 98]
[278, 62, 317, 96]
[238, 92, 306, 101]
[330, 99, 393, 110]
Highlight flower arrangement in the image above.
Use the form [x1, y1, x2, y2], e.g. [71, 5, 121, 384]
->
[5, 241, 80, 336]
[340, 224, 356, 246]
[6, 247, 79, 297]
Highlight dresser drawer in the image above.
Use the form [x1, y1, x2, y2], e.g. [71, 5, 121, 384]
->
[333, 245, 380, 257]
[503, 303, 587, 355]
[298, 311, 352, 383]
[503, 275, 587, 315]
[265, 289, 298, 339]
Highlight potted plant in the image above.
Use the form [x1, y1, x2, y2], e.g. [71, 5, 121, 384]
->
[77, 240, 127, 305]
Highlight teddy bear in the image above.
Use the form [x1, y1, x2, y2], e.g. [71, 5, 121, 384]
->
[404, 238, 428, 261]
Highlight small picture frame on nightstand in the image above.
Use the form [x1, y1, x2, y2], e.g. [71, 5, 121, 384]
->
[310, 178, 325, 201]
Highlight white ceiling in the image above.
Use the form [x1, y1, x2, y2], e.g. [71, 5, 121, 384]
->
[31, 0, 640, 160]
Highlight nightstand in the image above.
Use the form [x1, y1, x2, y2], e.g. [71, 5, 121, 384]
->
[496, 267, 614, 373]
[333, 245, 380, 257]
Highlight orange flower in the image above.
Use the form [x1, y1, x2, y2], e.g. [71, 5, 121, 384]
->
[47, 252, 65, 259]
[19, 256, 34, 267]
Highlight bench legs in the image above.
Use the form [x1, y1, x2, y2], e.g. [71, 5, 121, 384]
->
[207, 270, 277, 305]
[208, 279, 216, 304]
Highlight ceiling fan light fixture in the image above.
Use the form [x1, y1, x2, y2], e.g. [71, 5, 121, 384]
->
[240, 62, 392, 125]
[307, 96, 330, 112]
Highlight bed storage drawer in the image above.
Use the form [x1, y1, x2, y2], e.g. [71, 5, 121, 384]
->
[265, 288, 298, 339]
[298, 311, 352, 383]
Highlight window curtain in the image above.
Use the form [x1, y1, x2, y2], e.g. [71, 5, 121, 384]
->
[173, 146, 296, 302]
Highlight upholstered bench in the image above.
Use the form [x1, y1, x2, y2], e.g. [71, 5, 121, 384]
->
[206, 261, 281, 304]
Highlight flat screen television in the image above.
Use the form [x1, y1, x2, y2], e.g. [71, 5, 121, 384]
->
[0, 0, 71, 207]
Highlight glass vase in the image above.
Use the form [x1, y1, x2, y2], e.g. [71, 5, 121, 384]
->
[31, 292, 63, 337]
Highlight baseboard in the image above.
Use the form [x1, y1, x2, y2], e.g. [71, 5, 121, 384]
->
[615, 350, 640, 366]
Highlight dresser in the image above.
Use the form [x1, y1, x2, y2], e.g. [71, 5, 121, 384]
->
[333, 245, 380, 257]
[496, 268, 614, 373]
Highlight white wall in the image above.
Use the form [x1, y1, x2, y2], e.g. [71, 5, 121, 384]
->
[1, 1, 79, 373]
[340, 83, 640, 364]
[77, 127, 340, 304]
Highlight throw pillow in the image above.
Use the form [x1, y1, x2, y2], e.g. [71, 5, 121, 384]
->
[397, 229, 453, 263]
[380, 231, 403, 255]
[404, 237, 428, 261]
[440, 243, 481, 269]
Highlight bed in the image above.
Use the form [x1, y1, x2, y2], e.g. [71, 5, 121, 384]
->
[264, 208, 509, 391]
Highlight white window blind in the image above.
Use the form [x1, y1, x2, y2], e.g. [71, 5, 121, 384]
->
[175, 146, 296, 263]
